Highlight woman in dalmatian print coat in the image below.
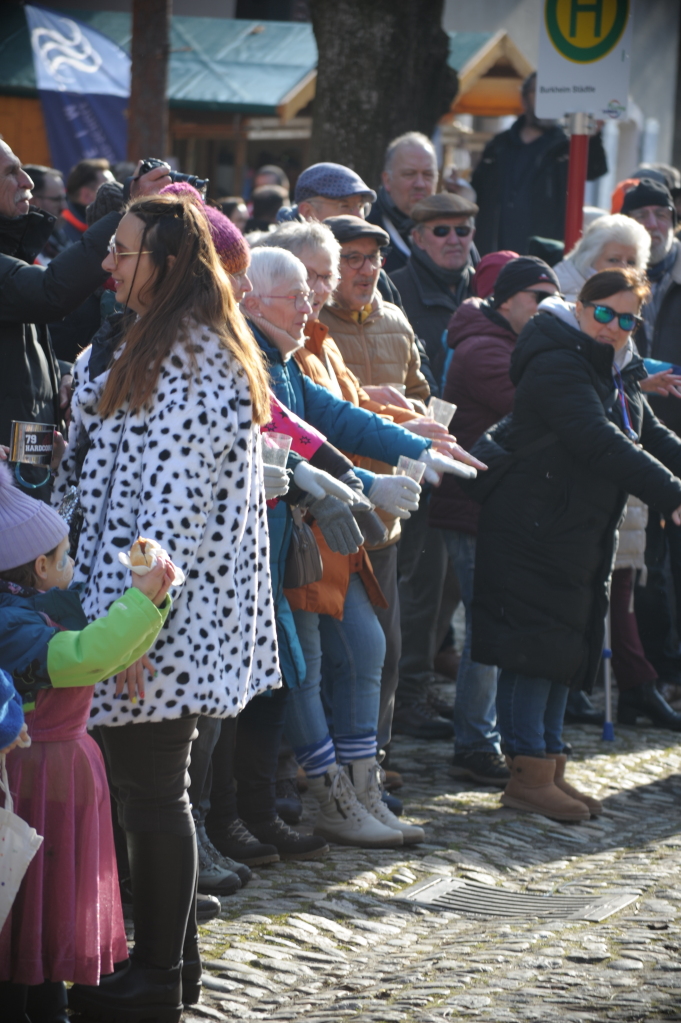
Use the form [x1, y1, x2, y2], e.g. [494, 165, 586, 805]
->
[57, 194, 275, 1023]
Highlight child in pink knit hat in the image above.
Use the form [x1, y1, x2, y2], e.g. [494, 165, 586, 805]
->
[0, 463, 177, 1017]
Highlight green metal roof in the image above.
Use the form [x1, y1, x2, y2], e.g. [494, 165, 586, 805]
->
[447, 32, 495, 73]
[0, 10, 494, 115]
[0, 8, 317, 114]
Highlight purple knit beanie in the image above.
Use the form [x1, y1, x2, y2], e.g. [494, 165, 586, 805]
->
[160, 182, 250, 275]
[0, 462, 68, 572]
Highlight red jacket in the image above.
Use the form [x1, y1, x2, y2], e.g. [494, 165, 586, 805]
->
[429, 298, 517, 535]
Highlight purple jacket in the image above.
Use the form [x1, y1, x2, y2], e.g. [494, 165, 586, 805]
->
[429, 298, 517, 535]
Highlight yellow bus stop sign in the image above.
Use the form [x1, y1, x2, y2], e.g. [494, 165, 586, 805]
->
[546, 0, 630, 63]
[537, 0, 632, 118]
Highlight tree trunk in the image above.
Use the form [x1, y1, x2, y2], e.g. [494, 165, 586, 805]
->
[127, 0, 171, 162]
[308, 0, 457, 189]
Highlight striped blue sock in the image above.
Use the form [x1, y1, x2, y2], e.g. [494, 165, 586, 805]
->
[335, 732, 378, 765]
[293, 735, 337, 778]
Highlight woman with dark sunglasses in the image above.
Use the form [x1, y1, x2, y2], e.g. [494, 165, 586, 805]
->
[471, 267, 681, 823]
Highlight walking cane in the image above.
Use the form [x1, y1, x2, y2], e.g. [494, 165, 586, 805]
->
[602, 610, 615, 741]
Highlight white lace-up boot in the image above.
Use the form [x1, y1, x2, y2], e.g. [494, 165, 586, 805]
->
[349, 757, 425, 845]
[306, 763, 403, 847]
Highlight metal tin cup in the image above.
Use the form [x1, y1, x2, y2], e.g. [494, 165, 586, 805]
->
[10, 421, 54, 489]
[397, 455, 426, 484]
[427, 397, 457, 428]
[10, 421, 54, 465]
[261, 431, 292, 468]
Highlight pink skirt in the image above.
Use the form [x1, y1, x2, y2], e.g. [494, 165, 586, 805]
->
[0, 727, 128, 985]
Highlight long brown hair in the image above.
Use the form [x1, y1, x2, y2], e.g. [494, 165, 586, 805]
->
[578, 267, 650, 308]
[98, 195, 270, 424]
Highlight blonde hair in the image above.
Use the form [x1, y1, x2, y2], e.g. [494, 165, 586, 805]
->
[98, 195, 270, 424]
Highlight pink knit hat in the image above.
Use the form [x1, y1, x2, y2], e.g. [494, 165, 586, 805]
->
[160, 182, 250, 275]
[0, 462, 68, 572]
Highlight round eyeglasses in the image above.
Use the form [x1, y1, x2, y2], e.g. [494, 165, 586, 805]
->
[340, 252, 385, 271]
[107, 234, 152, 268]
[585, 302, 643, 332]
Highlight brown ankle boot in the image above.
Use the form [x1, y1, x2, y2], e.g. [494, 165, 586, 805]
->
[501, 755, 590, 822]
[546, 754, 602, 816]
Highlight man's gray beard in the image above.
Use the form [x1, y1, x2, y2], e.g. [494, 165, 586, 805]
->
[651, 232, 674, 266]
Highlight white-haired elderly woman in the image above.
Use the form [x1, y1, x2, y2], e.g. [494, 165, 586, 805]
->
[234, 242, 479, 850]
[553, 215, 681, 732]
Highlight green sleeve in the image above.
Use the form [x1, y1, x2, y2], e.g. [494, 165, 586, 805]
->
[46, 588, 171, 688]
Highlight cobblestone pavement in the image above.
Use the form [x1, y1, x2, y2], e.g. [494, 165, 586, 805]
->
[186, 690, 681, 1023]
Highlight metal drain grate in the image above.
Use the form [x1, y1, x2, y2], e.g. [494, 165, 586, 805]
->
[397, 875, 640, 921]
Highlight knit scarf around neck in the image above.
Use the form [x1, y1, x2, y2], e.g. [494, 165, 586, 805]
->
[376, 186, 414, 242]
[410, 241, 473, 299]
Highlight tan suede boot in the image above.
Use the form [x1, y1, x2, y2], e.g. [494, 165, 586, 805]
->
[546, 753, 602, 816]
[501, 755, 590, 822]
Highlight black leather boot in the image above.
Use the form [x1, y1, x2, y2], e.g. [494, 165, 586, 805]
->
[0, 981, 30, 1023]
[25, 980, 69, 1023]
[618, 681, 681, 730]
[69, 831, 196, 1023]
[181, 870, 202, 1006]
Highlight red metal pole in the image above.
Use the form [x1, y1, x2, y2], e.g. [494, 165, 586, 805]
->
[564, 112, 590, 253]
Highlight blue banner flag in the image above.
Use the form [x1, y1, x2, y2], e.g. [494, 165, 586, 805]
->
[25, 5, 130, 174]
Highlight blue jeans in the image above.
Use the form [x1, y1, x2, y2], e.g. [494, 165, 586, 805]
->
[287, 574, 386, 745]
[442, 530, 501, 754]
[496, 670, 569, 758]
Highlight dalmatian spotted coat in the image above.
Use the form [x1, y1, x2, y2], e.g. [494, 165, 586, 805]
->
[54, 321, 280, 728]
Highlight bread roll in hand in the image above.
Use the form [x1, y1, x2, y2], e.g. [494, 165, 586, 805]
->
[129, 536, 162, 568]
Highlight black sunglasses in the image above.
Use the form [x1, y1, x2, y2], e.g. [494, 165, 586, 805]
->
[430, 224, 473, 238]
[521, 290, 552, 303]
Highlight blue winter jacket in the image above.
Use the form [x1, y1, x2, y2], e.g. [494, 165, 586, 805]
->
[251, 321, 430, 689]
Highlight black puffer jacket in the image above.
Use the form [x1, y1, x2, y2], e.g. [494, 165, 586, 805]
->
[471, 117, 607, 255]
[0, 205, 120, 447]
[472, 310, 681, 690]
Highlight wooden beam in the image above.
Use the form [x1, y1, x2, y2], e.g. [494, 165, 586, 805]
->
[276, 69, 317, 123]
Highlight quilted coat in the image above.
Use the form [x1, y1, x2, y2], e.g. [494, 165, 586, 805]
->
[472, 310, 681, 691]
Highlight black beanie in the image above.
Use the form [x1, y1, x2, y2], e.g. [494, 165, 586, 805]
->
[621, 178, 676, 223]
[492, 256, 560, 308]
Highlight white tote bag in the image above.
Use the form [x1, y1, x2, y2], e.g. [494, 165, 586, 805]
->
[0, 752, 43, 931]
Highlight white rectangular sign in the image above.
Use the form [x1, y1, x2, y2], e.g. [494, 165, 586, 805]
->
[536, 0, 632, 121]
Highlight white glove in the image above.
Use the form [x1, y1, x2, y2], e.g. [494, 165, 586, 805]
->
[419, 447, 478, 483]
[293, 461, 360, 505]
[368, 474, 421, 519]
[263, 463, 289, 500]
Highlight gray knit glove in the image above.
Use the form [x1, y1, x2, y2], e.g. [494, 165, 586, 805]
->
[308, 495, 364, 555]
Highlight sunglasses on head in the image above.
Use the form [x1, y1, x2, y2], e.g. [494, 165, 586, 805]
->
[585, 302, 643, 332]
[430, 224, 473, 238]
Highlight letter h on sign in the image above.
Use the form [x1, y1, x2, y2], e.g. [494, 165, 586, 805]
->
[570, 0, 603, 38]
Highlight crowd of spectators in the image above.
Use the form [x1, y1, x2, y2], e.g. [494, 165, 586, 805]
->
[2, 69, 681, 1023]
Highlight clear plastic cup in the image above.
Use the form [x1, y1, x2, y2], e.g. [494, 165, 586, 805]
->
[261, 431, 292, 467]
[397, 455, 426, 484]
[427, 396, 457, 427]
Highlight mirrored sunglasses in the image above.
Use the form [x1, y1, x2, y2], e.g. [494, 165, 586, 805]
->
[586, 302, 643, 332]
